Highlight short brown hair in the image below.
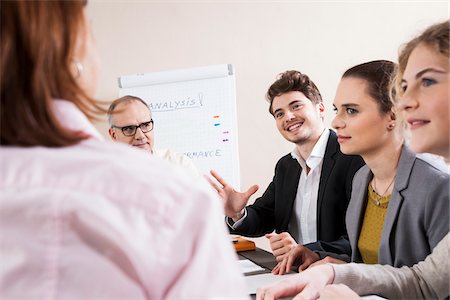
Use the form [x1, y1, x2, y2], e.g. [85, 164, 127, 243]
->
[107, 95, 150, 126]
[1, 0, 103, 147]
[266, 70, 323, 115]
[393, 20, 449, 99]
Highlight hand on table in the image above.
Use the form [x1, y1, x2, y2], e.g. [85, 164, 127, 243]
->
[271, 244, 320, 275]
[256, 264, 335, 300]
[265, 232, 297, 262]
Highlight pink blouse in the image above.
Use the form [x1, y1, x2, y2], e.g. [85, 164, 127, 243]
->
[0, 100, 247, 299]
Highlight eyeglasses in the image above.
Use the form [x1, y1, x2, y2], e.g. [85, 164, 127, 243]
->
[111, 120, 154, 136]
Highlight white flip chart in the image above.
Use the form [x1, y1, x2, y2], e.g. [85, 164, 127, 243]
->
[118, 64, 240, 189]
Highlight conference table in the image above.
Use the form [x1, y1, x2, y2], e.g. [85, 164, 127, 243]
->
[237, 241, 375, 300]
[238, 247, 278, 274]
[235, 238, 297, 298]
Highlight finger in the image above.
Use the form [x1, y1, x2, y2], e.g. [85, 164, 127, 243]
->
[260, 275, 306, 300]
[210, 170, 229, 187]
[274, 253, 285, 263]
[271, 239, 285, 251]
[299, 261, 309, 272]
[278, 259, 286, 275]
[268, 234, 282, 244]
[256, 287, 278, 300]
[273, 245, 289, 258]
[243, 184, 259, 198]
[255, 287, 265, 300]
[271, 263, 280, 274]
[268, 235, 283, 253]
[266, 233, 283, 242]
[273, 248, 283, 260]
[285, 249, 299, 273]
[276, 253, 288, 263]
[279, 232, 290, 238]
[317, 284, 348, 300]
[272, 261, 286, 275]
[299, 256, 317, 271]
[294, 285, 320, 300]
[278, 257, 288, 275]
[299, 249, 320, 271]
[298, 256, 313, 272]
[261, 289, 276, 300]
[205, 175, 222, 192]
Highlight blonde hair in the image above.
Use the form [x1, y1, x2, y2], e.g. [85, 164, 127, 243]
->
[392, 20, 449, 99]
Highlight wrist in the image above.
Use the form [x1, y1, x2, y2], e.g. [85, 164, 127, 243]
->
[231, 209, 245, 222]
[327, 264, 336, 284]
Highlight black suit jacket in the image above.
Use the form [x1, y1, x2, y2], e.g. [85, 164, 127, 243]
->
[229, 130, 364, 246]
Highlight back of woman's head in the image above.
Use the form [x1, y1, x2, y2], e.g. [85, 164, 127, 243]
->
[394, 20, 450, 97]
[342, 60, 396, 114]
[1, 0, 96, 147]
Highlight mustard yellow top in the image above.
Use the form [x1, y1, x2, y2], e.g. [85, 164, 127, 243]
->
[357, 185, 391, 264]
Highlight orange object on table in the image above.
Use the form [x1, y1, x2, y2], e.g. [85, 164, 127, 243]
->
[232, 236, 256, 252]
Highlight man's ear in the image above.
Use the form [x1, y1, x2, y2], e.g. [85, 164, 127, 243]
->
[317, 102, 325, 118]
[318, 102, 325, 112]
[108, 128, 117, 140]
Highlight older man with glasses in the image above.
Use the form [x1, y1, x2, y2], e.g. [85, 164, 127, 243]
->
[108, 95, 200, 176]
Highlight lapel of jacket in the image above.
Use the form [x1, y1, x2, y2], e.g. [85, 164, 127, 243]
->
[281, 156, 301, 230]
[347, 166, 372, 262]
[317, 131, 338, 223]
[378, 145, 415, 264]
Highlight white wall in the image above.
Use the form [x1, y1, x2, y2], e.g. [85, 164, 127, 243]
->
[88, 1, 448, 201]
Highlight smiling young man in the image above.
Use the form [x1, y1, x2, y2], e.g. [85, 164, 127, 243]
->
[209, 70, 364, 266]
[108, 95, 199, 176]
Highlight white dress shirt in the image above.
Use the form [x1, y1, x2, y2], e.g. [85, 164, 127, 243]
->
[289, 129, 330, 244]
[229, 130, 330, 246]
[153, 148, 201, 177]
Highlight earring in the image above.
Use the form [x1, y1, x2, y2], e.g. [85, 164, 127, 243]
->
[73, 60, 84, 79]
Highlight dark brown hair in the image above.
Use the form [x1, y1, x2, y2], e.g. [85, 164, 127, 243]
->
[266, 70, 323, 115]
[107, 95, 150, 126]
[1, 0, 103, 147]
[394, 20, 449, 98]
[342, 60, 396, 113]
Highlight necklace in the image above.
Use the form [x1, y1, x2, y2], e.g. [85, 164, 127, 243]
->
[371, 176, 395, 207]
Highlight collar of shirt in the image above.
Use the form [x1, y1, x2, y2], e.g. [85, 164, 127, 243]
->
[52, 99, 104, 141]
[291, 129, 330, 171]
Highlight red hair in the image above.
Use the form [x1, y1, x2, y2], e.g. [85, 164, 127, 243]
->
[1, 0, 103, 147]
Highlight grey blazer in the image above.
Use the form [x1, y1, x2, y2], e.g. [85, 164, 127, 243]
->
[347, 145, 449, 267]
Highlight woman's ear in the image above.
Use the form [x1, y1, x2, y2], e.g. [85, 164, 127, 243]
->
[390, 110, 397, 122]
[387, 110, 397, 130]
